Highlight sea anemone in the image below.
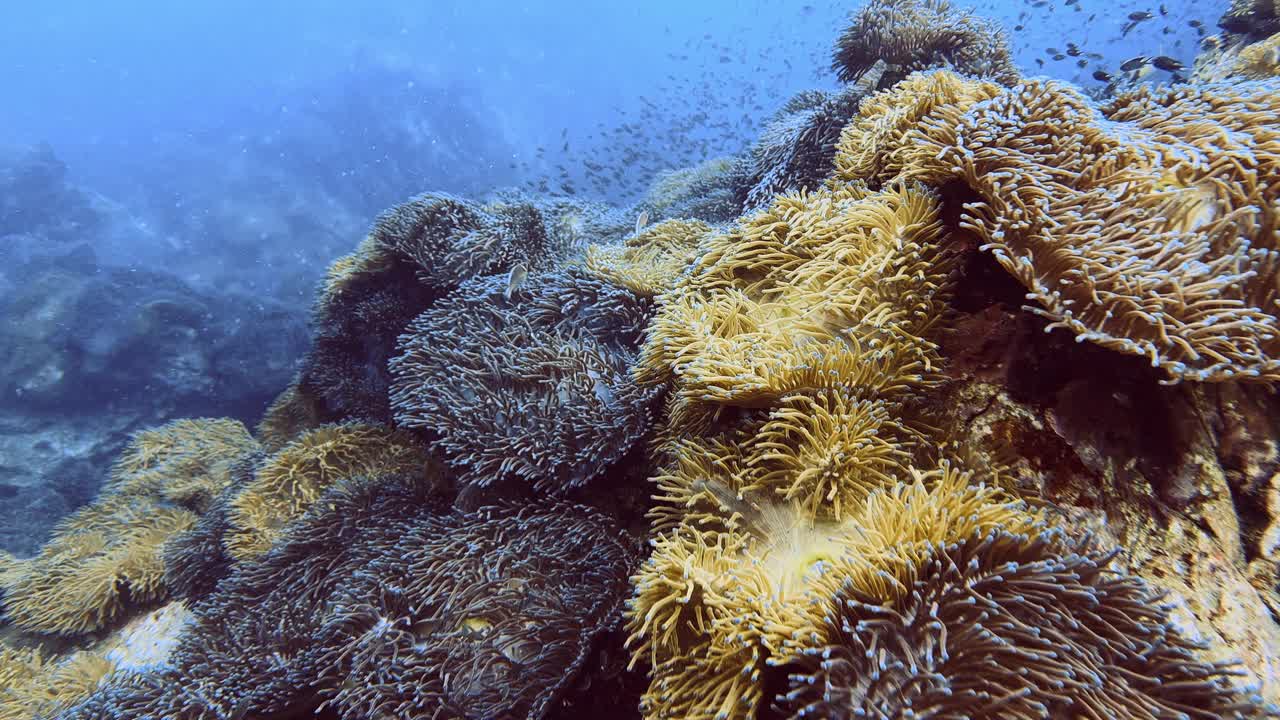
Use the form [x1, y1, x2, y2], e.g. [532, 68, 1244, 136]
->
[584, 218, 711, 298]
[60, 473, 635, 720]
[0, 647, 117, 720]
[740, 85, 874, 212]
[390, 270, 659, 495]
[832, 0, 1019, 86]
[1, 419, 257, 635]
[223, 422, 433, 560]
[833, 70, 1001, 188]
[381, 192, 565, 287]
[637, 182, 958, 428]
[640, 156, 748, 223]
[778, 529, 1263, 719]
[844, 72, 1280, 381]
[253, 377, 325, 453]
[627, 463, 1045, 720]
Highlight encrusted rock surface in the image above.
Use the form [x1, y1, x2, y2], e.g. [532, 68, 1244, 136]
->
[935, 252, 1280, 703]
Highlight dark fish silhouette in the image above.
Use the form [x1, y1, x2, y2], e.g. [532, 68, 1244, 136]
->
[1120, 56, 1149, 71]
[1152, 56, 1184, 72]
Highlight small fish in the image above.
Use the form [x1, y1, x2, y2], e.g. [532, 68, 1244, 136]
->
[1092, 69, 1113, 82]
[1128, 11, 1153, 20]
[1152, 56, 1184, 72]
[1159, 3, 1168, 14]
[1076, 59, 1089, 68]
[1053, 54, 1066, 61]
[504, 263, 528, 300]
[585, 369, 614, 404]
[1120, 56, 1149, 71]
[635, 210, 650, 235]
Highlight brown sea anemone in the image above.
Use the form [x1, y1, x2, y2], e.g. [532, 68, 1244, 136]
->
[777, 529, 1263, 719]
[837, 70, 1280, 382]
[832, 0, 1018, 86]
[390, 270, 659, 495]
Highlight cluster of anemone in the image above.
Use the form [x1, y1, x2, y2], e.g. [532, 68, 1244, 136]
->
[832, 0, 1019, 87]
[0, 646, 118, 720]
[292, 191, 593, 429]
[778, 526, 1258, 719]
[56, 474, 636, 720]
[631, 454, 1261, 719]
[640, 156, 748, 223]
[390, 269, 660, 496]
[835, 69, 1280, 383]
[5, 2, 1280, 717]
[0, 419, 257, 636]
[1222, 0, 1280, 37]
[624, 174, 1263, 717]
[584, 218, 712, 299]
[739, 85, 878, 213]
[636, 181, 957, 444]
[222, 422, 433, 559]
[626, 183, 964, 718]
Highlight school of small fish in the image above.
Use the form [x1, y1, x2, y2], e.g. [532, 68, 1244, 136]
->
[507, 0, 1222, 209]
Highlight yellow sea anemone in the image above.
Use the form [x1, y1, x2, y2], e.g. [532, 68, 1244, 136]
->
[224, 423, 432, 560]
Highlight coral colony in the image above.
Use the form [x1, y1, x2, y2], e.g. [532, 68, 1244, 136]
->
[3, 0, 1280, 718]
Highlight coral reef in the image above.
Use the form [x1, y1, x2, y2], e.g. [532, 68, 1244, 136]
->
[223, 423, 432, 560]
[779, 528, 1255, 719]
[739, 85, 875, 213]
[0, 254, 305, 414]
[1221, 0, 1280, 37]
[832, 0, 1019, 86]
[5, 4, 1280, 718]
[584, 219, 711, 299]
[57, 474, 635, 720]
[836, 70, 1280, 383]
[639, 157, 747, 223]
[0, 145, 101, 244]
[391, 270, 658, 496]
[1, 419, 257, 635]
[0, 243, 304, 557]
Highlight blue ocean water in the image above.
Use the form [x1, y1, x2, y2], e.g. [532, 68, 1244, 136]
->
[0, 0, 1215, 290]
